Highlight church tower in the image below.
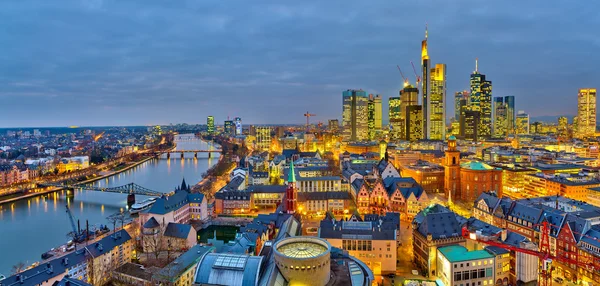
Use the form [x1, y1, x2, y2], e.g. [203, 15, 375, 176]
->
[285, 161, 297, 213]
[444, 136, 461, 200]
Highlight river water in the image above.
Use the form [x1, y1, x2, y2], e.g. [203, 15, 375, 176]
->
[0, 136, 217, 275]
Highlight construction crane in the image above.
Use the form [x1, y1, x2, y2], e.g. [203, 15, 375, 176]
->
[410, 61, 421, 89]
[65, 205, 85, 243]
[303, 111, 316, 133]
[462, 221, 595, 286]
[396, 65, 409, 87]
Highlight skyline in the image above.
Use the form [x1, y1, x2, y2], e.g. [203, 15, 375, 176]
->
[0, 0, 598, 127]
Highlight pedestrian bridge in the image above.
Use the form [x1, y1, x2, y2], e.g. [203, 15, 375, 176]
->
[38, 182, 164, 197]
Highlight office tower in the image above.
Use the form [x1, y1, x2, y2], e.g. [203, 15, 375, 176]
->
[515, 111, 529, 135]
[406, 105, 423, 141]
[504, 96, 515, 133]
[234, 117, 242, 135]
[461, 110, 480, 141]
[224, 120, 234, 135]
[454, 91, 469, 122]
[342, 89, 369, 141]
[558, 116, 568, 139]
[249, 125, 256, 136]
[493, 97, 507, 138]
[367, 94, 382, 140]
[255, 126, 271, 151]
[389, 97, 402, 140]
[576, 88, 597, 138]
[421, 26, 431, 139]
[531, 122, 542, 134]
[429, 63, 446, 140]
[458, 98, 468, 137]
[328, 119, 339, 133]
[207, 116, 215, 135]
[469, 59, 492, 139]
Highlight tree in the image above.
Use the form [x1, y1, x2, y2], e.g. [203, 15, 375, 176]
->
[11, 261, 25, 275]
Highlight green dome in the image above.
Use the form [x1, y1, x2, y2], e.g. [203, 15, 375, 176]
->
[448, 135, 457, 140]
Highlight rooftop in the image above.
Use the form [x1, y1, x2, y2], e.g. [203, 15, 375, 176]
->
[438, 245, 493, 263]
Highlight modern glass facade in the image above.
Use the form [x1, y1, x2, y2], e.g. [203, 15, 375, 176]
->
[207, 116, 215, 134]
[342, 89, 368, 141]
[493, 97, 507, 138]
[515, 111, 529, 135]
[576, 88, 597, 139]
[388, 97, 402, 140]
[470, 71, 492, 139]
[429, 63, 446, 140]
[406, 105, 423, 141]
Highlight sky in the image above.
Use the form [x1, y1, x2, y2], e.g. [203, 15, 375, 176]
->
[0, 0, 598, 127]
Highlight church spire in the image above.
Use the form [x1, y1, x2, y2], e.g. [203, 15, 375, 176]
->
[288, 161, 296, 183]
[180, 177, 188, 191]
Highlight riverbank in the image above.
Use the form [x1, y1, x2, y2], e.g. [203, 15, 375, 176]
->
[0, 154, 159, 205]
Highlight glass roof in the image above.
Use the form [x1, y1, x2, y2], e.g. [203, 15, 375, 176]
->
[213, 254, 248, 270]
[277, 242, 327, 258]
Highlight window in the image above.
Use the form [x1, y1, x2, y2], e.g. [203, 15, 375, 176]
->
[454, 272, 462, 281]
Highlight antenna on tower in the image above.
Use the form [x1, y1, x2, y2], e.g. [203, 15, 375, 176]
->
[425, 23, 428, 39]
[475, 58, 479, 73]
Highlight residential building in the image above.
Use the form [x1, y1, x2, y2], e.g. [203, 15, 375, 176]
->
[139, 181, 208, 225]
[577, 88, 597, 138]
[319, 212, 399, 275]
[342, 89, 369, 141]
[429, 63, 446, 140]
[86, 230, 134, 286]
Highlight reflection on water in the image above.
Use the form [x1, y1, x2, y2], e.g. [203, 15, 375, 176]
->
[0, 137, 218, 275]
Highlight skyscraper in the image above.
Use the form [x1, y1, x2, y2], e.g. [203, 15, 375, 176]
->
[224, 120, 234, 135]
[328, 119, 339, 133]
[207, 116, 215, 135]
[388, 97, 402, 140]
[342, 89, 369, 141]
[397, 84, 419, 141]
[454, 91, 469, 122]
[462, 110, 480, 141]
[576, 88, 597, 138]
[515, 111, 529, 135]
[406, 105, 423, 141]
[504, 96, 515, 133]
[558, 116, 568, 139]
[421, 26, 431, 139]
[429, 63, 446, 140]
[493, 97, 507, 138]
[469, 59, 492, 139]
[367, 94, 382, 140]
[234, 117, 242, 135]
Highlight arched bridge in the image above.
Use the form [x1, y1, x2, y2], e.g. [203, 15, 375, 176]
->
[38, 182, 164, 197]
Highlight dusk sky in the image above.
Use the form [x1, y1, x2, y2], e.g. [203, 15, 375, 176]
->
[0, 0, 598, 127]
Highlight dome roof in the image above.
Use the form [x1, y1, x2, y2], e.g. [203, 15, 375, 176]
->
[448, 135, 457, 140]
[460, 161, 493, 171]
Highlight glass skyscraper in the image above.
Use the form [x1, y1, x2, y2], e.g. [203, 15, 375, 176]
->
[469, 60, 492, 139]
[207, 116, 215, 134]
[429, 63, 446, 140]
[342, 89, 368, 141]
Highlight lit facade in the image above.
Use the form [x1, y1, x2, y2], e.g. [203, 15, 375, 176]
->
[406, 105, 423, 141]
[255, 126, 271, 151]
[436, 245, 496, 286]
[505, 96, 515, 134]
[328, 119, 339, 133]
[422, 26, 430, 139]
[469, 60, 492, 139]
[224, 120, 234, 135]
[461, 110, 480, 141]
[234, 117, 242, 135]
[342, 89, 369, 141]
[388, 97, 402, 140]
[577, 88, 597, 139]
[454, 91, 469, 121]
[515, 111, 529, 135]
[493, 97, 507, 138]
[367, 94, 382, 140]
[207, 116, 215, 134]
[429, 63, 446, 140]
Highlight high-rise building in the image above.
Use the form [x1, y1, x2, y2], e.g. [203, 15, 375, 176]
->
[454, 91, 469, 122]
[207, 116, 215, 135]
[328, 119, 339, 133]
[493, 97, 507, 138]
[429, 63, 446, 140]
[396, 84, 419, 141]
[224, 120, 234, 135]
[255, 126, 271, 151]
[367, 94, 382, 140]
[558, 116, 568, 139]
[576, 88, 597, 138]
[421, 26, 431, 139]
[388, 97, 402, 140]
[406, 105, 423, 141]
[461, 110, 480, 141]
[234, 117, 242, 135]
[505, 96, 515, 133]
[515, 111, 529, 135]
[342, 89, 369, 141]
[469, 59, 492, 139]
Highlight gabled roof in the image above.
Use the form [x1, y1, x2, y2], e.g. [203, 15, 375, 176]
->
[148, 189, 193, 215]
[164, 223, 193, 239]
[414, 204, 466, 240]
[2, 249, 88, 286]
[85, 229, 132, 258]
[143, 217, 160, 229]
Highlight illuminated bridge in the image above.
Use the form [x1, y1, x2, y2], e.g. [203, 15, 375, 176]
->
[38, 182, 164, 197]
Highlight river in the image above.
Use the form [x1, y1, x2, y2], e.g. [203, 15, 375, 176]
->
[0, 136, 218, 275]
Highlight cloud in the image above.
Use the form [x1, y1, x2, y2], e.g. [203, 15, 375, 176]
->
[0, 0, 598, 126]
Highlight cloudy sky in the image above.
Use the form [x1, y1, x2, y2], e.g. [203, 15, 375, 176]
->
[0, 0, 598, 127]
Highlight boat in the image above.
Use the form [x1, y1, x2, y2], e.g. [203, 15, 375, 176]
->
[0, 273, 6, 281]
[41, 251, 54, 260]
[129, 198, 157, 214]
